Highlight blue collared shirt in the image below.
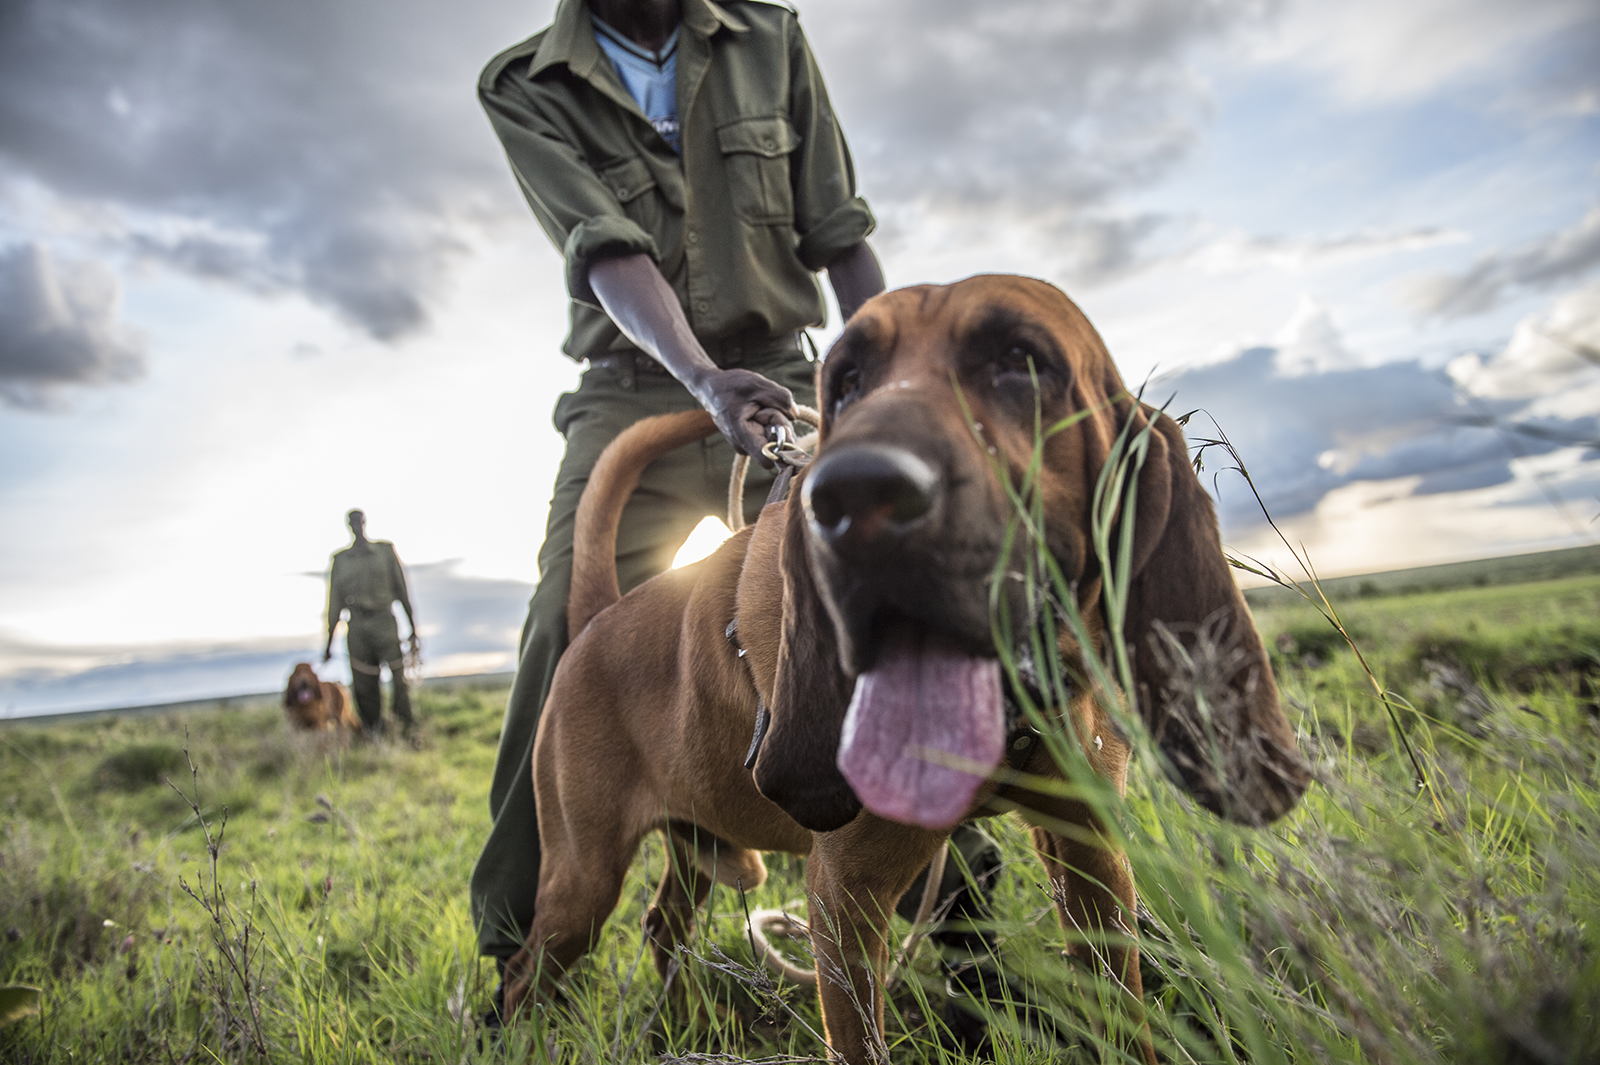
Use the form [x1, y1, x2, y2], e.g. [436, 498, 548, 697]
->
[591, 15, 680, 153]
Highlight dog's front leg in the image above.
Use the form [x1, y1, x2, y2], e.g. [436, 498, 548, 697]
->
[806, 819, 943, 1065]
[1024, 806, 1154, 1064]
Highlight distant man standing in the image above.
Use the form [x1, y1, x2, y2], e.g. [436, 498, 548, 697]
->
[324, 509, 418, 735]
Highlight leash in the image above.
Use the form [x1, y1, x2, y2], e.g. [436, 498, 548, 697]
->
[746, 841, 951, 991]
[349, 637, 424, 686]
[728, 401, 958, 990]
[727, 405, 822, 532]
[404, 635, 424, 690]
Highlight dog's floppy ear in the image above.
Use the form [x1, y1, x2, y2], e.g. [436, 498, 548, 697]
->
[1116, 409, 1310, 825]
[751, 483, 862, 832]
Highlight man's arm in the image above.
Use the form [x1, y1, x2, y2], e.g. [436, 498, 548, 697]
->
[589, 254, 795, 465]
[389, 546, 418, 640]
[826, 242, 885, 323]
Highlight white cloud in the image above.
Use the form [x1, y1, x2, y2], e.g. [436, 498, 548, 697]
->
[1189, 226, 1465, 275]
[1447, 280, 1600, 399]
[1226, 455, 1598, 581]
[1250, 0, 1596, 105]
[1165, 289, 1600, 536]
[1271, 294, 1356, 375]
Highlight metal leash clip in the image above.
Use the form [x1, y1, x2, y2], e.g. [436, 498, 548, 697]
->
[761, 423, 811, 469]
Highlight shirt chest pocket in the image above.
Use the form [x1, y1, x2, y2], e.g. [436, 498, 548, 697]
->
[597, 156, 663, 229]
[716, 115, 800, 225]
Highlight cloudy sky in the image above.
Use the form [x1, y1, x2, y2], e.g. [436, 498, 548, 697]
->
[1, 0, 1597, 715]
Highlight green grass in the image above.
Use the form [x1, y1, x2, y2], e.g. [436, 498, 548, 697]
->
[1, 575, 1597, 1063]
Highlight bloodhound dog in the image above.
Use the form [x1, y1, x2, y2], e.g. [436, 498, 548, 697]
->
[283, 662, 360, 733]
[504, 275, 1309, 1063]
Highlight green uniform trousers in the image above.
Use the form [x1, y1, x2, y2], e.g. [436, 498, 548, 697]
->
[471, 346, 816, 957]
[346, 609, 414, 731]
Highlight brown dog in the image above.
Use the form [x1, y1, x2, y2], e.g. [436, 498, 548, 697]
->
[505, 276, 1309, 1062]
[283, 662, 360, 732]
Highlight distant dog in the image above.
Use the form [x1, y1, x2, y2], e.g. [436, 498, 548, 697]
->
[283, 663, 360, 732]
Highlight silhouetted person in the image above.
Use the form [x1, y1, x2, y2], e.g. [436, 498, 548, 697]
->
[324, 509, 417, 735]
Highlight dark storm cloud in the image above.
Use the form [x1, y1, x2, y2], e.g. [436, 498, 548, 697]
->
[1513, 7, 1600, 116]
[0, 0, 518, 340]
[1405, 205, 1600, 318]
[0, 0, 1260, 328]
[814, 0, 1268, 207]
[0, 242, 144, 409]
[1412, 460, 1515, 496]
[1159, 344, 1595, 532]
[807, 0, 1276, 280]
[0, 0, 1280, 329]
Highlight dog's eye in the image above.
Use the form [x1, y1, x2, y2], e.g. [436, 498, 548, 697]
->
[993, 345, 1040, 384]
[831, 365, 863, 418]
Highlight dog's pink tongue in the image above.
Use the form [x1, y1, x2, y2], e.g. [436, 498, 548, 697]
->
[836, 629, 1004, 831]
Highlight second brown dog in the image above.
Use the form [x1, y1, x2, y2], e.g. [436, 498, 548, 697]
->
[283, 662, 360, 733]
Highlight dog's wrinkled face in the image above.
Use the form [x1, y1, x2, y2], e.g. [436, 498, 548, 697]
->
[286, 663, 322, 708]
[800, 277, 1105, 827]
[754, 275, 1308, 833]
[807, 278, 1101, 670]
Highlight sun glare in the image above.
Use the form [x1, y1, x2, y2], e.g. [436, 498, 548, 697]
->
[671, 516, 734, 569]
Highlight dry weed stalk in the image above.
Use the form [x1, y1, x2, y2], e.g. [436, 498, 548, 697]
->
[165, 735, 270, 1059]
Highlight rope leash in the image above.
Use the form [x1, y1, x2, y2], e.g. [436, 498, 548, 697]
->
[727, 403, 954, 988]
[727, 404, 822, 531]
[745, 842, 952, 990]
[404, 636, 424, 690]
[350, 637, 422, 685]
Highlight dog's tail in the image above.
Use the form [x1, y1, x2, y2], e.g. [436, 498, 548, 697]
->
[568, 409, 718, 639]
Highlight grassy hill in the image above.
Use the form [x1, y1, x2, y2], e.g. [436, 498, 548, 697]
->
[0, 575, 1596, 1063]
[1241, 541, 1600, 607]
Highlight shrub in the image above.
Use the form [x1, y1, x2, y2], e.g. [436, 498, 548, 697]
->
[1270, 618, 1365, 669]
[1403, 619, 1600, 693]
[89, 745, 188, 794]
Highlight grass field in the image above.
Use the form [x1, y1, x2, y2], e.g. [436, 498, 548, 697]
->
[1, 573, 1596, 1063]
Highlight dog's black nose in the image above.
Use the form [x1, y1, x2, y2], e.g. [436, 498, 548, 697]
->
[803, 444, 938, 551]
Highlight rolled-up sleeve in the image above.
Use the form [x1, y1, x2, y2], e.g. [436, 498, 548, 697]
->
[480, 75, 659, 304]
[786, 25, 875, 272]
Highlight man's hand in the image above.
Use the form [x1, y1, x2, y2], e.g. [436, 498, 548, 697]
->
[690, 367, 796, 467]
[589, 254, 795, 466]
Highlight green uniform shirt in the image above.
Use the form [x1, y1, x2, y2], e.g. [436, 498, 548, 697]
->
[327, 541, 413, 621]
[478, 0, 875, 362]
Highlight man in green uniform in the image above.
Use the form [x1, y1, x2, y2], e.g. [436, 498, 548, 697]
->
[324, 509, 418, 734]
[473, 0, 1003, 1045]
